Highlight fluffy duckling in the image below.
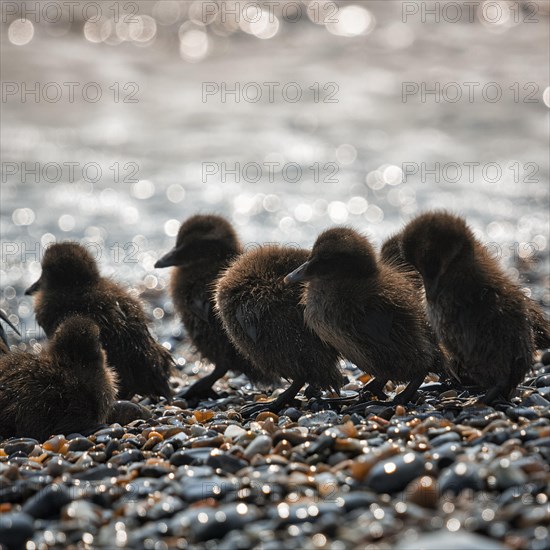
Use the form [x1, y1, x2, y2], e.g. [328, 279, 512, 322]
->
[215, 245, 342, 415]
[155, 214, 268, 399]
[25, 243, 174, 401]
[400, 211, 550, 402]
[0, 315, 117, 440]
[285, 227, 444, 405]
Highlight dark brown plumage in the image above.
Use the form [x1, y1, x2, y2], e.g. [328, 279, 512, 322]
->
[380, 232, 423, 292]
[25, 243, 174, 401]
[0, 315, 117, 441]
[155, 215, 267, 399]
[215, 245, 343, 414]
[0, 309, 20, 355]
[285, 227, 444, 404]
[400, 211, 549, 402]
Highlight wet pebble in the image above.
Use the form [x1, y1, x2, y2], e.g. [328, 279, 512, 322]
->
[0, 512, 34, 550]
[366, 452, 425, 493]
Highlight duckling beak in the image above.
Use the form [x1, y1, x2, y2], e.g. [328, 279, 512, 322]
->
[284, 261, 310, 284]
[155, 248, 180, 269]
[25, 280, 40, 296]
[0, 310, 21, 336]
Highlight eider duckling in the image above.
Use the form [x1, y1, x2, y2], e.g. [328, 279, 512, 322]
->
[0, 309, 20, 355]
[285, 227, 444, 405]
[215, 245, 342, 415]
[25, 243, 174, 401]
[400, 211, 550, 402]
[0, 315, 117, 441]
[155, 214, 267, 398]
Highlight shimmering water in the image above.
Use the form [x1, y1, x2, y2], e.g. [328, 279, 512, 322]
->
[1, 1, 549, 345]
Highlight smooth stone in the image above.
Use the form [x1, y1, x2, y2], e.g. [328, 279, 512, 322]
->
[537, 386, 550, 398]
[179, 476, 238, 502]
[536, 374, 550, 387]
[522, 393, 549, 407]
[22, 485, 72, 519]
[439, 463, 483, 495]
[169, 447, 214, 466]
[282, 408, 302, 422]
[62, 500, 103, 525]
[3, 439, 38, 456]
[341, 491, 377, 511]
[122, 478, 164, 500]
[0, 512, 34, 550]
[506, 407, 539, 420]
[298, 411, 339, 428]
[394, 530, 507, 549]
[67, 438, 93, 453]
[139, 463, 172, 478]
[206, 453, 248, 474]
[223, 425, 247, 440]
[72, 464, 120, 481]
[147, 495, 185, 520]
[366, 452, 425, 493]
[108, 450, 144, 466]
[488, 461, 528, 490]
[429, 431, 461, 447]
[243, 435, 272, 459]
[541, 350, 550, 366]
[46, 457, 71, 477]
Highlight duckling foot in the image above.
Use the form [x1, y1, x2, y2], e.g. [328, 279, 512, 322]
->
[475, 386, 511, 406]
[176, 365, 229, 402]
[240, 379, 304, 418]
[343, 399, 388, 415]
[359, 377, 389, 400]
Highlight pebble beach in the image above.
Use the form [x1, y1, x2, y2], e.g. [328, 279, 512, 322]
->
[1, 1, 549, 549]
[1, 352, 550, 549]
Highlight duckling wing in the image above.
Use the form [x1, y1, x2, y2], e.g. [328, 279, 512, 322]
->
[190, 294, 211, 323]
[235, 304, 259, 343]
[357, 310, 394, 346]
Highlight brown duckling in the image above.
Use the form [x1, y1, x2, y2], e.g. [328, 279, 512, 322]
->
[155, 214, 268, 399]
[285, 227, 444, 406]
[0, 315, 117, 441]
[215, 245, 343, 416]
[0, 309, 20, 355]
[25, 243, 174, 401]
[400, 211, 549, 402]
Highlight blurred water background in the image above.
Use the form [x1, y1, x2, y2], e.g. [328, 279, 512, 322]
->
[1, 0, 549, 350]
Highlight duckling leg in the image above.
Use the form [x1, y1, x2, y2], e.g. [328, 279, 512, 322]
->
[241, 379, 304, 418]
[343, 376, 425, 414]
[393, 375, 425, 405]
[177, 364, 228, 400]
[360, 377, 389, 400]
[476, 384, 510, 406]
[317, 377, 390, 409]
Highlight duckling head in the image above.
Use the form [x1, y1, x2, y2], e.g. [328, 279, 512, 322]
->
[155, 214, 240, 269]
[25, 242, 100, 295]
[285, 227, 377, 283]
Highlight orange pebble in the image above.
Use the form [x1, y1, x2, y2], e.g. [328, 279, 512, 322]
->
[193, 410, 214, 423]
